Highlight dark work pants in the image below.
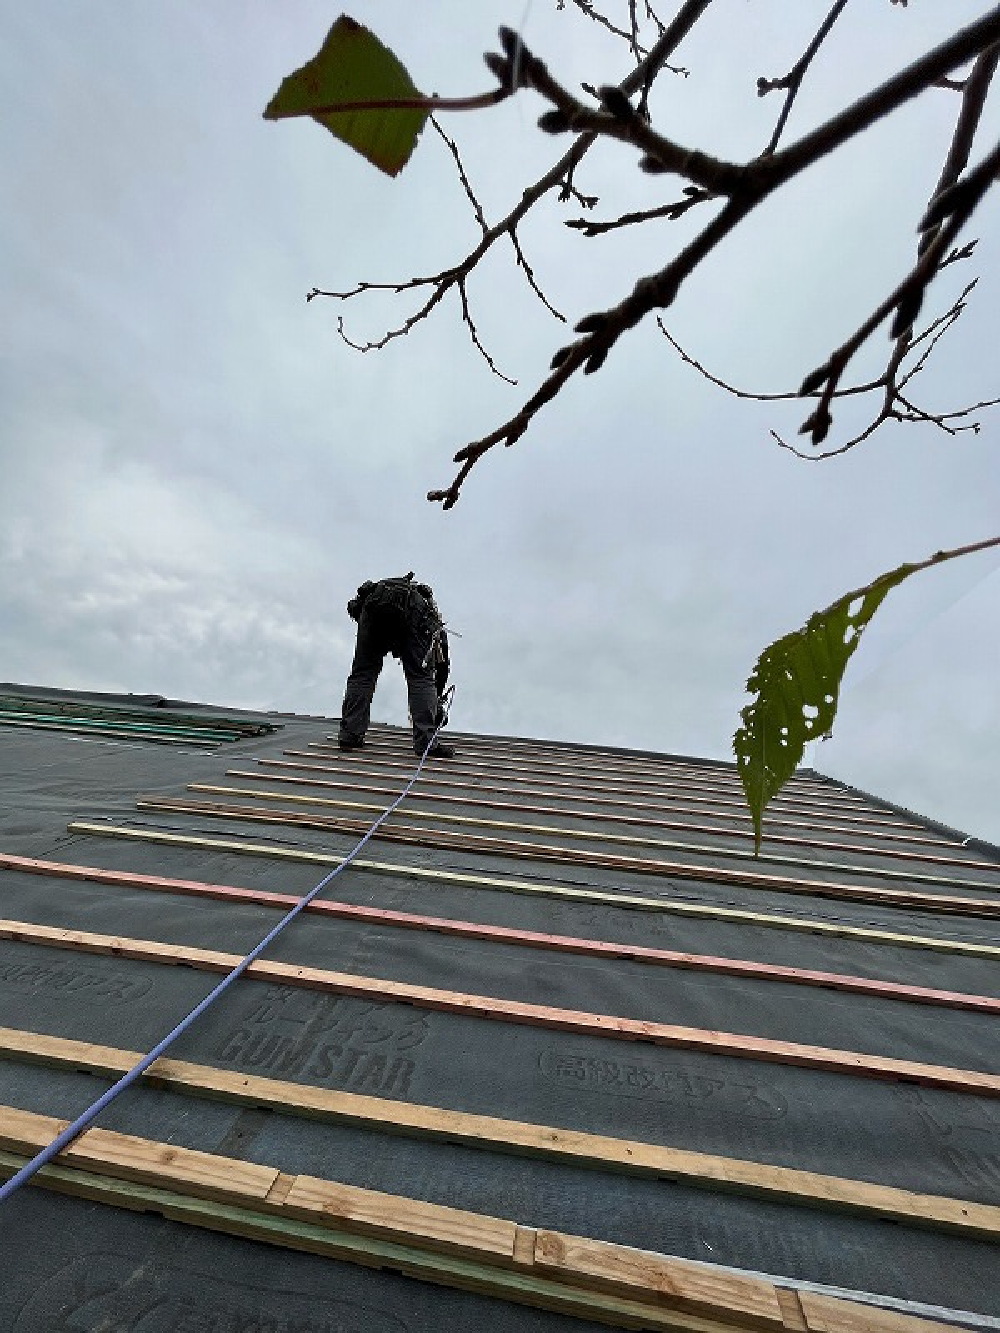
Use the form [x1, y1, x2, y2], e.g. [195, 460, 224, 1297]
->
[339, 607, 439, 752]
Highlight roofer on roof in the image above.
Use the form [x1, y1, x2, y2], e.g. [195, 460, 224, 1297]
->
[338, 573, 454, 758]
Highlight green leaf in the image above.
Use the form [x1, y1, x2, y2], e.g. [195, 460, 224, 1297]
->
[263, 16, 429, 177]
[734, 556, 929, 853]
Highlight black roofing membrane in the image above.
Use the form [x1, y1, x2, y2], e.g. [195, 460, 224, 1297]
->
[0, 1187, 608, 1333]
[3, 935, 1000, 1204]
[56, 805, 1000, 927]
[1, 876, 998, 1075]
[3, 701, 1000, 1321]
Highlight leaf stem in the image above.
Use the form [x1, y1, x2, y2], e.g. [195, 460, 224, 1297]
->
[274, 89, 508, 118]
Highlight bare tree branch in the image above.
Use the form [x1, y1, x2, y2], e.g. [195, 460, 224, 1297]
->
[560, 0, 691, 71]
[311, 1, 714, 395]
[566, 188, 713, 236]
[427, 9, 1000, 505]
[787, 42, 998, 448]
[798, 129, 1000, 443]
[921, 41, 1000, 256]
[658, 273, 997, 462]
[757, 1, 851, 156]
[431, 117, 488, 237]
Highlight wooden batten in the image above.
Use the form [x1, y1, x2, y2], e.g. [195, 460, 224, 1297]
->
[0, 1105, 960, 1333]
[0, 1104, 279, 1204]
[279, 1174, 517, 1262]
[4, 852, 998, 1015]
[530, 1231, 784, 1328]
[1, 917, 999, 1099]
[63, 822, 1000, 961]
[135, 795, 1000, 915]
[229, 765, 973, 863]
[2, 1024, 998, 1240]
[279, 749, 943, 841]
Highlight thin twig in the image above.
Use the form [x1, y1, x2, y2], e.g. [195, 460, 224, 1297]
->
[566, 189, 713, 235]
[457, 278, 517, 384]
[509, 228, 566, 321]
[563, 0, 649, 57]
[431, 117, 488, 237]
[757, 1, 851, 156]
[657, 321, 881, 403]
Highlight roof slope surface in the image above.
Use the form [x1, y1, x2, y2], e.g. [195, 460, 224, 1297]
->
[1, 686, 999, 1331]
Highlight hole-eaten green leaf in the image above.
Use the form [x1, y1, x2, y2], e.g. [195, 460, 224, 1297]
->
[733, 553, 932, 853]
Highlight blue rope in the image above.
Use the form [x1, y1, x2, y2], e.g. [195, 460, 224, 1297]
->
[0, 703, 453, 1203]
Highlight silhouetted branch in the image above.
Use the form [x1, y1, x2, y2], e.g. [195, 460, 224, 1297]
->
[660, 273, 997, 463]
[427, 10, 1000, 505]
[562, 0, 647, 58]
[757, 1, 850, 156]
[566, 188, 712, 235]
[311, 0, 713, 392]
[562, 0, 691, 70]
[432, 117, 488, 237]
[797, 61, 1000, 449]
[509, 229, 566, 322]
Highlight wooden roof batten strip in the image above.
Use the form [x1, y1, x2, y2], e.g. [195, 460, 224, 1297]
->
[318, 733, 839, 794]
[284, 751, 949, 846]
[348, 744, 869, 822]
[4, 852, 997, 1016]
[220, 771, 1000, 874]
[0, 1103, 965, 1333]
[2, 1024, 997, 1243]
[316, 740, 876, 816]
[260, 757, 970, 847]
[270, 755, 961, 846]
[304, 747, 940, 835]
[369, 725, 847, 806]
[3, 916, 1000, 1098]
[187, 785, 1000, 885]
[353, 729, 841, 798]
[135, 796, 1000, 920]
[67, 822, 1000, 961]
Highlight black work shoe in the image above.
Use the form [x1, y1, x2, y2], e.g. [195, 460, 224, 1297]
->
[338, 736, 365, 751]
[420, 742, 455, 759]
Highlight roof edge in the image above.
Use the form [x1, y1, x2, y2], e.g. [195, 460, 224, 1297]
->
[813, 767, 1000, 862]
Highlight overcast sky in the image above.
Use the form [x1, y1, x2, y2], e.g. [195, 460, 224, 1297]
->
[1, 3, 998, 844]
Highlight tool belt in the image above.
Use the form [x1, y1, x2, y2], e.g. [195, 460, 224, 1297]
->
[349, 577, 443, 660]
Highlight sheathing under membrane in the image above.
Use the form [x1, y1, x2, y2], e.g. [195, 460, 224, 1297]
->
[2, 700, 1000, 1323]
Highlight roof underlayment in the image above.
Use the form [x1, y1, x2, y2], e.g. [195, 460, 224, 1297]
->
[1, 684, 999, 1331]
